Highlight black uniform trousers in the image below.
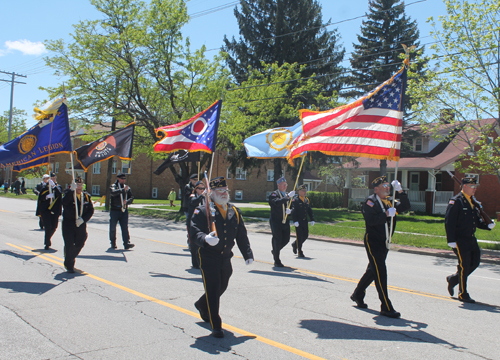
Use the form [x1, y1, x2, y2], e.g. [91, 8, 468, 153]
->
[353, 233, 395, 312]
[270, 219, 290, 263]
[62, 219, 88, 270]
[449, 244, 481, 298]
[195, 253, 233, 331]
[40, 211, 59, 247]
[109, 209, 130, 246]
[294, 220, 309, 252]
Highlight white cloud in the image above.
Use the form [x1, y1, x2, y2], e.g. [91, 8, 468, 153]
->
[4, 39, 47, 55]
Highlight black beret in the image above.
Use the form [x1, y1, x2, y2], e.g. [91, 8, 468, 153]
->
[371, 175, 387, 188]
[50, 172, 56, 177]
[210, 176, 227, 189]
[461, 176, 477, 185]
[117, 172, 126, 179]
[297, 184, 307, 190]
[194, 180, 205, 188]
[75, 177, 83, 184]
[190, 174, 198, 180]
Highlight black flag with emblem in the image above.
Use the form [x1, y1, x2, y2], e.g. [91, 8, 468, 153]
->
[154, 150, 201, 175]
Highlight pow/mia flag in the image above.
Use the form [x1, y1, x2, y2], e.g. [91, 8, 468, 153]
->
[74, 123, 135, 171]
[154, 150, 200, 175]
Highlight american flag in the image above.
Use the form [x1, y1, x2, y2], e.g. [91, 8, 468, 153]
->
[154, 100, 221, 154]
[288, 66, 406, 163]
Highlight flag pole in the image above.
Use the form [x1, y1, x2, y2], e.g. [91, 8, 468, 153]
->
[387, 161, 399, 249]
[283, 155, 306, 223]
[70, 150, 79, 219]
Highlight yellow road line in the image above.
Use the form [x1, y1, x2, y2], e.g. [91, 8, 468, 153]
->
[143, 238, 457, 302]
[7, 243, 329, 360]
[0, 209, 15, 213]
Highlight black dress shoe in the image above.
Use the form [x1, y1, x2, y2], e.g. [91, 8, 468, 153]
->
[124, 243, 135, 249]
[459, 296, 475, 303]
[274, 261, 285, 267]
[195, 302, 210, 322]
[350, 294, 368, 308]
[292, 242, 297, 254]
[446, 275, 455, 296]
[44, 245, 50, 250]
[380, 310, 401, 318]
[212, 329, 224, 338]
[110, 244, 117, 249]
[298, 252, 305, 258]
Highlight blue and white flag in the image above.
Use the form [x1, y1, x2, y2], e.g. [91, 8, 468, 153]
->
[243, 122, 303, 158]
[0, 98, 72, 169]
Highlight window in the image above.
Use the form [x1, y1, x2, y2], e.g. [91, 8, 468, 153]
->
[93, 162, 101, 174]
[267, 169, 274, 182]
[54, 162, 59, 174]
[356, 175, 367, 186]
[266, 191, 273, 200]
[235, 190, 243, 200]
[66, 162, 72, 169]
[226, 169, 231, 179]
[413, 138, 423, 152]
[435, 173, 442, 191]
[121, 160, 131, 174]
[465, 173, 479, 184]
[235, 167, 247, 180]
[92, 185, 100, 195]
[487, 137, 494, 144]
[112, 160, 117, 174]
[152, 187, 158, 198]
[409, 172, 419, 191]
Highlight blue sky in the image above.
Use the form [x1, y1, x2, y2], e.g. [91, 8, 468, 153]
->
[0, 0, 447, 130]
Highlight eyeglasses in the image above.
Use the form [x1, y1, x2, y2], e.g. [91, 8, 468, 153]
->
[214, 188, 230, 193]
[381, 183, 390, 188]
[467, 184, 479, 189]
[196, 187, 206, 191]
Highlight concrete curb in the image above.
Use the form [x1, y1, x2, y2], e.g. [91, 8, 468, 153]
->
[252, 229, 500, 265]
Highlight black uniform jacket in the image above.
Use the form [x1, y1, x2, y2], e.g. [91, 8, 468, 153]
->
[62, 190, 94, 223]
[182, 182, 195, 212]
[362, 192, 410, 243]
[37, 183, 63, 217]
[291, 196, 315, 223]
[187, 193, 205, 226]
[190, 202, 253, 261]
[269, 190, 291, 223]
[109, 180, 134, 211]
[445, 192, 490, 250]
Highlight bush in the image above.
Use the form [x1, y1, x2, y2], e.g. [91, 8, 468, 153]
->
[307, 191, 343, 209]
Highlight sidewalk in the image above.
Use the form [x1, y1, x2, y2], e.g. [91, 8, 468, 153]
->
[244, 221, 500, 265]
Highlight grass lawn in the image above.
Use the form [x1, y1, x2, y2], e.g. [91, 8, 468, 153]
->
[0, 192, 38, 201]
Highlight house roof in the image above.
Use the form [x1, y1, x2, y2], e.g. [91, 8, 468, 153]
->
[345, 118, 498, 171]
[303, 170, 321, 181]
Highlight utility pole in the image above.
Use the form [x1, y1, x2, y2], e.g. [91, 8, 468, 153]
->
[0, 70, 27, 183]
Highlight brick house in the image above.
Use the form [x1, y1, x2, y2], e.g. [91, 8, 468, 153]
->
[342, 119, 500, 219]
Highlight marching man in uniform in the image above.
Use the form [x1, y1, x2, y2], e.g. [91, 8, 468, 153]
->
[38, 172, 62, 250]
[445, 176, 495, 303]
[61, 177, 94, 273]
[268, 176, 295, 267]
[291, 184, 315, 258]
[350, 176, 410, 318]
[109, 172, 135, 249]
[190, 176, 254, 338]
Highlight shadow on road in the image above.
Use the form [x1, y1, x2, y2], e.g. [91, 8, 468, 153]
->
[149, 271, 203, 283]
[0, 281, 57, 295]
[191, 322, 256, 354]
[249, 269, 333, 283]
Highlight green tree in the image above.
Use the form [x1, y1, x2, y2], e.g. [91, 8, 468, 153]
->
[409, 0, 500, 184]
[349, 0, 425, 175]
[42, 0, 230, 208]
[0, 108, 27, 144]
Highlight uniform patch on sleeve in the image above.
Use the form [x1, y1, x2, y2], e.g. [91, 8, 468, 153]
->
[194, 209, 200, 214]
[366, 200, 374, 207]
[448, 200, 455, 205]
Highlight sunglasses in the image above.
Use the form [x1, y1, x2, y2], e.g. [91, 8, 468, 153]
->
[214, 188, 230, 193]
[467, 184, 479, 189]
[381, 183, 390, 188]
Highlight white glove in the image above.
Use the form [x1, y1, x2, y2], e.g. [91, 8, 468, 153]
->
[488, 221, 495, 230]
[310, 221, 315, 226]
[288, 190, 296, 198]
[387, 207, 396, 217]
[391, 180, 402, 192]
[205, 231, 219, 246]
[285, 208, 292, 215]
[245, 258, 253, 265]
[70, 183, 77, 191]
[294, 222, 299, 227]
[75, 217, 84, 227]
[49, 179, 56, 187]
[448, 242, 457, 248]
[46, 193, 54, 199]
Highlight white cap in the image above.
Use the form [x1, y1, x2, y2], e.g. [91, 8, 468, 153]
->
[42, 174, 50, 179]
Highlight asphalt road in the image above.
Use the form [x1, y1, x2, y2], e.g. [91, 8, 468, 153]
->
[1, 197, 499, 360]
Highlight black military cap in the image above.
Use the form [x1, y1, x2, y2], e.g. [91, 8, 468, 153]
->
[210, 176, 227, 188]
[50, 172, 56, 177]
[297, 184, 307, 191]
[117, 172, 127, 179]
[75, 177, 83, 184]
[189, 174, 198, 180]
[194, 180, 205, 189]
[371, 175, 387, 188]
[461, 176, 477, 185]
